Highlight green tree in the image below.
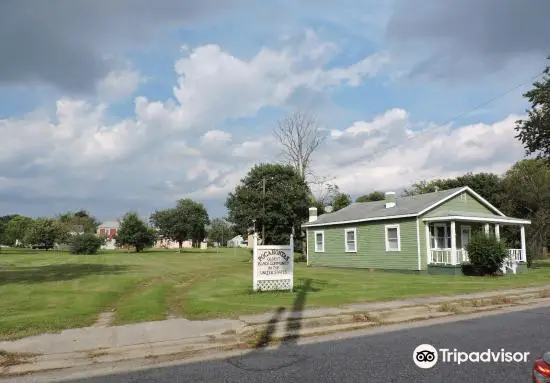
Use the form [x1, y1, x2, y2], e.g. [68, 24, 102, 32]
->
[0, 214, 18, 245]
[226, 163, 310, 246]
[4, 215, 34, 246]
[402, 172, 505, 207]
[24, 218, 68, 249]
[515, 57, 550, 158]
[115, 212, 156, 252]
[356, 191, 385, 203]
[69, 233, 104, 255]
[331, 193, 352, 211]
[500, 159, 550, 260]
[150, 199, 210, 249]
[207, 218, 233, 246]
[57, 210, 100, 234]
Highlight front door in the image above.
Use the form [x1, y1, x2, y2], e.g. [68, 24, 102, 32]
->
[461, 226, 471, 249]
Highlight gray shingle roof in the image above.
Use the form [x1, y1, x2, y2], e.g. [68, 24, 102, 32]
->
[303, 187, 466, 227]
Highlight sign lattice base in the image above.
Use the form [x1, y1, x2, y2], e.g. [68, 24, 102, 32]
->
[256, 279, 291, 291]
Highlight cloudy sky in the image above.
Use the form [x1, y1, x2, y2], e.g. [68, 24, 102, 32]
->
[1, 0, 549, 221]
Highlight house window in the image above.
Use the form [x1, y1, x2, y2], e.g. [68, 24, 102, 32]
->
[432, 223, 451, 249]
[385, 224, 401, 251]
[314, 231, 324, 252]
[344, 228, 357, 253]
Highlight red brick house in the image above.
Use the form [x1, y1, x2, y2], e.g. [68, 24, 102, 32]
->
[97, 220, 120, 249]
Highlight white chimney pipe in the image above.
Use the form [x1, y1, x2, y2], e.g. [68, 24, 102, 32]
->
[385, 192, 396, 208]
[309, 207, 318, 222]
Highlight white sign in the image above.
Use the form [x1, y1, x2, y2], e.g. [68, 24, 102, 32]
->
[252, 233, 294, 291]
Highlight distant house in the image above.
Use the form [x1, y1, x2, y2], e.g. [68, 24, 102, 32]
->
[302, 186, 531, 275]
[154, 238, 193, 249]
[227, 235, 247, 248]
[97, 220, 120, 250]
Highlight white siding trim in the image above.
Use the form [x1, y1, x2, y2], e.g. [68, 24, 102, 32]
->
[416, 218, 421, 270]
[306, 228, 309, 265]
[423, 215, 531, 225]
[314, 230, 325, 253]
[302, 213, 417, 228]
[425, 222, 431, 265]
[344, 227, 357, 253]
[384, 224, 401, 252]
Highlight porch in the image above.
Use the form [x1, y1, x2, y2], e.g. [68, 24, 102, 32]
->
[423, 213, 530, 274]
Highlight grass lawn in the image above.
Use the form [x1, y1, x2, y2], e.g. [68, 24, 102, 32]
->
[1, 247, 550, 340]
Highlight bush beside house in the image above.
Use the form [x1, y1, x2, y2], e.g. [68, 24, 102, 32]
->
[463, 233, 508, 276]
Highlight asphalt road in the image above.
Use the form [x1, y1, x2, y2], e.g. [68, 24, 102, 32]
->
[69, 306, 550, 383]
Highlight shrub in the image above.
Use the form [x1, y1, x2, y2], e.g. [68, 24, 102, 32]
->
[70, 233, 104, 255]
[294, 252, 307, 263]
[465, 232, 508, 275]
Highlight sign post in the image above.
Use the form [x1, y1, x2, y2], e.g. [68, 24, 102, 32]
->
[253, 233, 294, 292]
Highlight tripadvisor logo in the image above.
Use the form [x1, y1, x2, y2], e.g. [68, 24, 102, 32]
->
[413, 344, 530, 368]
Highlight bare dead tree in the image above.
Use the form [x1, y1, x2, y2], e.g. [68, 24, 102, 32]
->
[308, 174, 339, 204]
[273, 111, 326, 182]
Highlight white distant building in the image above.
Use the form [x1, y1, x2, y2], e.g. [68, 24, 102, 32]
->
[227, 235, 247, 248]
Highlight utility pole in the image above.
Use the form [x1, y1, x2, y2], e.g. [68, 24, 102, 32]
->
[262, 176, 266, 244]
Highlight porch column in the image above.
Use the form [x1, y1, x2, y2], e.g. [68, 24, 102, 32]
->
[495, 224, 500, 241]
[450, 221, 457, 264]
[484, 223, 490, 236]
[520, 225, 527, 262]
[425, 223, 431, 264]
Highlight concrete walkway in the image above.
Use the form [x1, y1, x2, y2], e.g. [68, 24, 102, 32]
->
[2, 284, 550, 357]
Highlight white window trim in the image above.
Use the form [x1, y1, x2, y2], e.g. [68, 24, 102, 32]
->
[314, 230, 325, 253]
[385, 224, 401, 252]
[344, 227, 357, 253]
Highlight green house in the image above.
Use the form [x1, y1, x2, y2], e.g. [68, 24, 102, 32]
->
[302, 187, 531, 275]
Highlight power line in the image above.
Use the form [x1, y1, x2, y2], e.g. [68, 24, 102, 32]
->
[345, 69, 547, 167]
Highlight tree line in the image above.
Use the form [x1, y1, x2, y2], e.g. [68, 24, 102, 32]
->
[0, 201, 237, 253]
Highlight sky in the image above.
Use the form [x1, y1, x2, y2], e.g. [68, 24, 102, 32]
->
[1, 0, 549, 221]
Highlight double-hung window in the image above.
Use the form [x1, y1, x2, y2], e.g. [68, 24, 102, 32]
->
[314, 231, 324, 252]
[385, 224, 401, 251]
[432, 224, 451, 249]
[345, 228, 357, 253]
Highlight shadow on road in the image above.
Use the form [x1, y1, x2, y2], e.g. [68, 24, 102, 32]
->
[228, 278, 321, 371]
[255, 306, 285, 348]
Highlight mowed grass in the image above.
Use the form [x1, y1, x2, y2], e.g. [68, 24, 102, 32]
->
[1, 247, 550, 340]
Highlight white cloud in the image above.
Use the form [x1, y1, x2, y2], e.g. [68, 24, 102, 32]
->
[314, 113, 525, 197]
[96, 68, 145, 102]
[0, 29, 527, 219]
[201, 130, 232, 145]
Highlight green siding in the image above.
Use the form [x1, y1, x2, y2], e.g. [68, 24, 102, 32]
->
[424, 191, 498, 217]
[307, 218, 420, 271]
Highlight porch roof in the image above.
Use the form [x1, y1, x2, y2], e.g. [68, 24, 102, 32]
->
[422, 211, 531, 225]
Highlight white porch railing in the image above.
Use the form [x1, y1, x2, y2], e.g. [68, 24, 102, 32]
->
[430, 249, 453, 264]
[429, 248, 469, 264]
[429, 248, 524, 271]
[457, 249, 469, 263]
[507, 249, 522, 262]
